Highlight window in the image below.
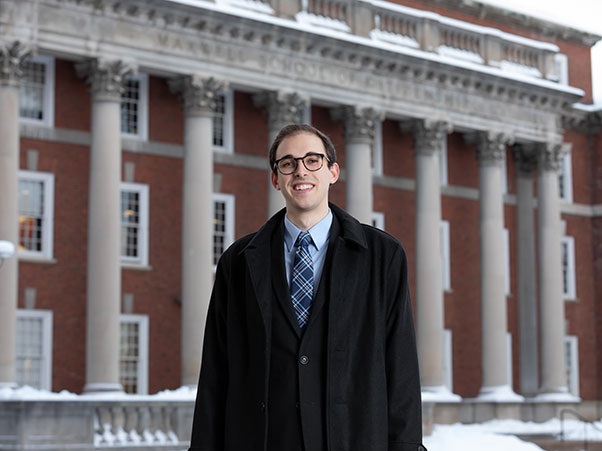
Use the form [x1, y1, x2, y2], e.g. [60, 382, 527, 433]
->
[213, 90, 234, 153]
[565, 335, 579, 397]
[372, 212, 385, 230]
[504, 228, 510, 296]
[213, 193, 235, 266]
[119, 314, 149, 395]
[120, 183, 149, 266]
[443, 329, 453, 392]
[558, 151, 573, 203]
[372, 120, 383, 176]
[506, 333, 513, 388]
[439, 136, 448, 186]
[18, 171, 55, 260]
[19, 55, 55, 126]
[120, 74, 148, 140]
[555, 53, 569, 85]
[16, 309, 53, 390]
[440, 221, 451, 291]
[561, 235, 576, 299]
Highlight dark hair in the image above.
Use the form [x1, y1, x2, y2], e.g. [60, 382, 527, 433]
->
[269, 124, 337, 174]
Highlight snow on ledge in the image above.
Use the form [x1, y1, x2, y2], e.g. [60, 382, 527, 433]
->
[475, 385, 525, 403]
[0, 385, 197, 401]
[422, 385, 463, 403]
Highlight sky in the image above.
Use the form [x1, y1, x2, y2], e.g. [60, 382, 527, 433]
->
[478, 0, 602, 103]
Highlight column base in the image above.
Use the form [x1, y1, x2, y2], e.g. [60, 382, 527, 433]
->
[421, 385, 462, 402]
[477, 385, 524, 402]
[0, 381, 18, 390]
[533, 387, 580, 403]
[82, 382, 124, 395]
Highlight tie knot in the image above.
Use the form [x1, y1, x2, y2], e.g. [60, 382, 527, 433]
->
[295, 231, 312, 250]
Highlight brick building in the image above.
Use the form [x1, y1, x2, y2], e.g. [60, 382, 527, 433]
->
[1, 0, 601, 419]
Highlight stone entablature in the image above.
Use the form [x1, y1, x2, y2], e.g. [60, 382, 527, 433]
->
[0, 0, 587, 144]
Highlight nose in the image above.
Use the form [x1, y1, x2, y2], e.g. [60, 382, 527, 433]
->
[293, 158, 307, 176]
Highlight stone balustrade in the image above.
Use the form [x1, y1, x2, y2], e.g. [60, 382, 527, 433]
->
[249, 0, 562, 81]
[0, 396, 195, 451]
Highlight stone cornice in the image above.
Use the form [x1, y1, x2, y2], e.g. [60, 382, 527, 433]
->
[3, 0, 583, 142]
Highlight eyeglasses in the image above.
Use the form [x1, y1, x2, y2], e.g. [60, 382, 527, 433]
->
[274, 153, 329, 175]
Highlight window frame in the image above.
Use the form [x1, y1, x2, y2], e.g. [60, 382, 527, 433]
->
[440, 220, 451, 291]
[212, 193, 235, 267]
[19, 55, 55, 127]
[504, 228, 510, 296]
[213, 89, 234, 154]
[443, 329, 453, 392]
[561, 235, 576, 300]
[120, 73, 149, 141]
[120, 182, 150, 267]
[559, 150, 573, 203]
[372, 120, 383, 176]
[18, 170, 55, 260]
[439, 135, 448, 186]
[372, 211, 385, 230]
[119, 313, 149, 395]
[16, 309, 53, 390]
[565, 335, 580, 397]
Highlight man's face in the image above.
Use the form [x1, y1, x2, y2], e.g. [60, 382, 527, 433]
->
[271, 132, 339, 218]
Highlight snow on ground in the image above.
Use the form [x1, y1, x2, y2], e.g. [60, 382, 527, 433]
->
[426, 418, 602, 451]
[3, 386, 602, 450]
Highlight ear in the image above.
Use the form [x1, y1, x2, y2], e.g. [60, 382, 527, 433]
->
[329, 162, 340, 185]
[271, 171, 280, 190]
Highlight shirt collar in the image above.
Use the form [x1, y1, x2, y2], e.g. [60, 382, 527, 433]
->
[284, 210, 333, 252]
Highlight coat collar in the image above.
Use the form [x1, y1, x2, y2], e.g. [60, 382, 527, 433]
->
[240, 203, 368, 255]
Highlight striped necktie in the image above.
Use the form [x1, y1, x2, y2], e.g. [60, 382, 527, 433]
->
[290, 231, 314, 328]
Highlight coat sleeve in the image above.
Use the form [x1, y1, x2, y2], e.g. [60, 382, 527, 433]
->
[385, 245, 427, 451]
[189, 256, 229, 451]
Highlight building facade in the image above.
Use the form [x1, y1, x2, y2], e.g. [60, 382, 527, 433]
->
[1, 0, 601, 415]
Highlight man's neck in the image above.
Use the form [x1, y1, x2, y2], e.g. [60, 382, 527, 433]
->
[286, 207, 330, 231]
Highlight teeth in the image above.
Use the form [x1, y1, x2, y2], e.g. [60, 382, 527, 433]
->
[295, 184, 312, 191]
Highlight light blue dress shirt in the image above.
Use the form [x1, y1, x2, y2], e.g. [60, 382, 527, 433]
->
[283, 210, 333, 296]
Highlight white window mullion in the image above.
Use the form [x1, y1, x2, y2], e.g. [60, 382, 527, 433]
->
[120, 182, 149, 266]
[16, 309, 53, 390]
[212, 193, 235, 266]
[18, 170, 55, 260]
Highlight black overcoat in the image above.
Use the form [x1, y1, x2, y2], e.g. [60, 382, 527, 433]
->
[189, 204, 426, 451]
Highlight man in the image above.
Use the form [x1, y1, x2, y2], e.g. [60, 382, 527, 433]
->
[189, 124, 426, 451]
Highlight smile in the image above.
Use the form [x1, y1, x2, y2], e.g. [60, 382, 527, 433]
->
[293, 183, 314, 191]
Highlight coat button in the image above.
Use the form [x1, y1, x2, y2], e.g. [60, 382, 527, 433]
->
[299, 355, 309, 365]
[260, 402, 266, 412]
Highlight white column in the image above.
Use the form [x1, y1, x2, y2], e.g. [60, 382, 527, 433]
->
[255, 91, 308, 218]
[334, 106, 380, 224]
[474, 132, 520, 399]
[411, 120, 456, 398]
[513, 146, 539, 397]
[537, 143, 570, 398]
[170, 76, 224, 387]
[77, 59, 132, 393]
[0, 42, 30, 388]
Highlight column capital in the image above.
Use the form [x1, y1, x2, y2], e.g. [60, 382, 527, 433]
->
[331, 105, 382, 144]
[538, 142, 570, 173]
[512, 143, 538, 175]
[76, 58, 134, 101]
[0, 41, 32, 87]
[467, 131, 513, 166]
[407, 119, 451, 156]
[169, 75, 226, 117]
[253, 90, 309, 131]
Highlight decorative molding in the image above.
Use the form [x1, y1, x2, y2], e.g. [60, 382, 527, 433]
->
[253, 90, 309, 131]
[0, 41, 32, 87]
[168, 75, 226, 116]
[512, 143, 539, 175]
[331, 105, 382, 144]
[75, 58, 134, 101]
[409, 119, 452, 156]
[468, 131, 513, 166]
[537, 142, 568, 173]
